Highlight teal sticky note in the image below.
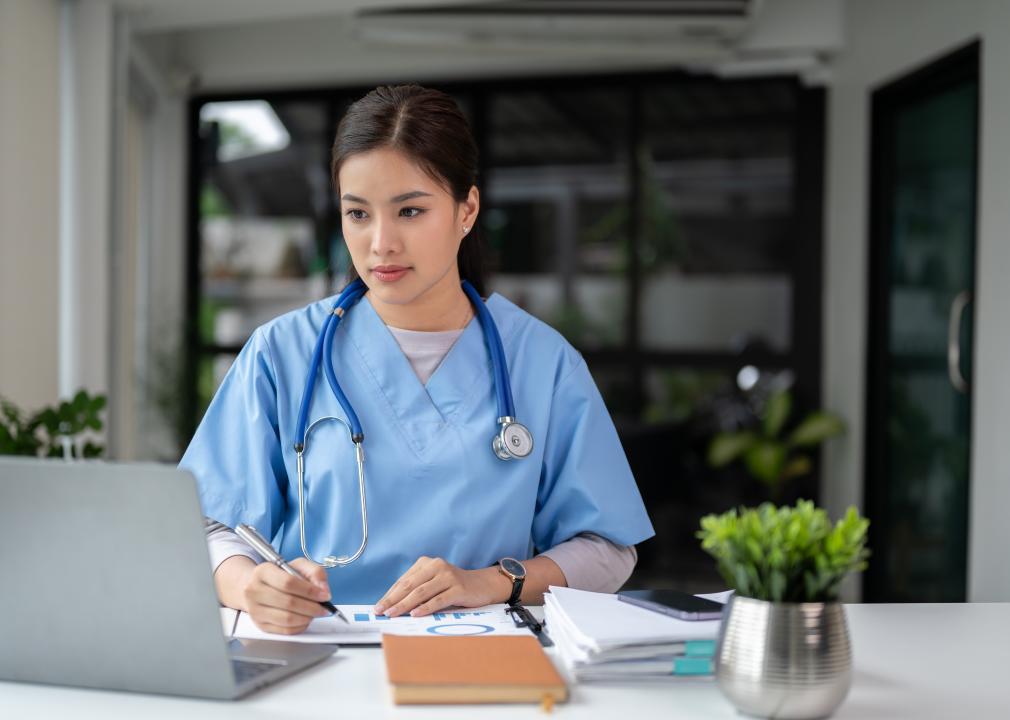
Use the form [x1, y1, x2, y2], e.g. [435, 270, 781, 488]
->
[673, 656, 714, 676]
[684, 640, 716, 657]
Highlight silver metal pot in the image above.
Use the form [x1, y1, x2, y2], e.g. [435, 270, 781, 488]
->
[715, 595, 852, 719]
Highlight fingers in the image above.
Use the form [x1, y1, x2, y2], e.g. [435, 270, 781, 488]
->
[409, 589, 456, 617]
[250, 605, 315, 635]
[243, 562, 332, 633]
[289, 557, 331, 595]
[376, 557, 468, 617]
[259, 563, 330, 603]
[374, 556, 434, 615]
[247, 580, 331, 619]
[254, 622, 307, 636]
[386, 576, 453, 618]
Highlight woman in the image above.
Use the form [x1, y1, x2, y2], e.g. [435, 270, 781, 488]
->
[182, 85, 654, 635]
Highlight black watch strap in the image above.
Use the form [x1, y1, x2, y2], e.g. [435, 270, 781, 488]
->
[506, 575, 524, 606]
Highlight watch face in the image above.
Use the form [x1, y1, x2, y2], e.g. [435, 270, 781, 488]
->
[500, 557, 526, 579]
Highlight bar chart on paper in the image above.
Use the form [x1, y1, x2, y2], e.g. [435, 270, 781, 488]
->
[229, 604, 533, 644]
[348, 608, 516, 637]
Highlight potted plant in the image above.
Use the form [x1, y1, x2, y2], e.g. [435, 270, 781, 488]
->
[707, 389, 846, 499]
[697, 501, 870, 719]
[0, 390, 107, 459]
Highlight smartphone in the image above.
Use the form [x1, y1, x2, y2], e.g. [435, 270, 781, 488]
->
[618, 589, 724, 621]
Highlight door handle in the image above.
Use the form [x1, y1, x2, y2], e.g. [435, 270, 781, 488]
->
[947, 290, 971, 393]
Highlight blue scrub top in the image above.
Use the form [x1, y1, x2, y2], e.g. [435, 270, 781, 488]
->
[180, 292, 654, 603]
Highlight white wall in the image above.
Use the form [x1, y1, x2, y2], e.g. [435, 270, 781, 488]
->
[822, 0, 1010, 601]
[0, 0, 61, 411]
[0, 0, 117, 415]
[65, 0, 115, 401]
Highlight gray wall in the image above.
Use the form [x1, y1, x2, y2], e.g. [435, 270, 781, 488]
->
[0, 0, 60, 410]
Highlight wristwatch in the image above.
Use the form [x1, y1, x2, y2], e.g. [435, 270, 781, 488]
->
[497, 557, 526, 606]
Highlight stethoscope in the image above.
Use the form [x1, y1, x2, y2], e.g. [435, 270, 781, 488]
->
[293, 278, 533, 568]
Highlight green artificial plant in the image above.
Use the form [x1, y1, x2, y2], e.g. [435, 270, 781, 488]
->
[0, 390, 107, 459]
[707, 389, 846, 496]
[697, 500, 870, 603]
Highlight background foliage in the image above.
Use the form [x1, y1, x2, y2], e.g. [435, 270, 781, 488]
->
[0, 390, 107, 459]
[707, 389, 846, 497]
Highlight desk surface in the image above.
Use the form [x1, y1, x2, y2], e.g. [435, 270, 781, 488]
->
[3, 603, 1008, 719]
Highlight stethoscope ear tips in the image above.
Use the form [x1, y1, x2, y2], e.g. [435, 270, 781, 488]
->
[493, 420, 534, 461]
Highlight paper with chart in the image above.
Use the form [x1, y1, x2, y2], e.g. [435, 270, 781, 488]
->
[229, 603, 534, 644]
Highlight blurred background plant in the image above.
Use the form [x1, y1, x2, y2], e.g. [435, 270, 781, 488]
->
[707, 381, 846, 499]
[0, 390, 107, 458]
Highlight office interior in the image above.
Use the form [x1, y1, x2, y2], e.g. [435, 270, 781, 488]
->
[2, 0, 1009, 605]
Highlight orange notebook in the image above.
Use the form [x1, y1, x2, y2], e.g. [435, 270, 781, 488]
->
[382, 634, 568, 706]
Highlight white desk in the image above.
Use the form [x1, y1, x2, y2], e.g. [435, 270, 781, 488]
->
[2, 603, 1008, 719]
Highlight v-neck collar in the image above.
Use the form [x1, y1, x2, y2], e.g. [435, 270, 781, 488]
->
[338, 292, 511, 460]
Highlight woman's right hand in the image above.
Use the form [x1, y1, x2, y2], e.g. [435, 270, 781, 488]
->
[219, 556, 333, 634]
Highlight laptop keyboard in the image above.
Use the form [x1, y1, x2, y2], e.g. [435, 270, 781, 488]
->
[232, 658, 284, 685]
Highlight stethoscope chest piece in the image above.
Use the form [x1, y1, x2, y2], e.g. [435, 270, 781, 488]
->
[493, 417, 534, 460]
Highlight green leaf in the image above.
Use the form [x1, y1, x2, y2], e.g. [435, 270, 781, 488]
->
[744, 441, 786, 485]
[707, 432, 756, 468]
[1, 399, 22, 424]
[788, 412, 846, 447]
[769, 570, 786, 602]
[83, 442, 104, 458]
[0, 423, 13, 452]
[780, 455, 813, 481]
[763, 391, 792, 439]
[72, 389, 92, 414]
[35, 408, 59, 434]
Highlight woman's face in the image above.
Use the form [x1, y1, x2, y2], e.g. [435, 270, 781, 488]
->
[338, 146, 478, 307]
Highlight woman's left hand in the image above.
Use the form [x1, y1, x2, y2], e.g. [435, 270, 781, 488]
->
[373, 556, 510, 617]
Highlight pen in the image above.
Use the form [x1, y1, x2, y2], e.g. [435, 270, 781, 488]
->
[235, 523, 348, 623]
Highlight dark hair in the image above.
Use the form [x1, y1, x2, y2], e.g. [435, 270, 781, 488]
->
[331, 84, 485, 295]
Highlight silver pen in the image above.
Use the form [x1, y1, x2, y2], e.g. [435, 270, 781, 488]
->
[235, 523, 348, 624]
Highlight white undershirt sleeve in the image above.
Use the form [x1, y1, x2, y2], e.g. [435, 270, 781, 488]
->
[204, 517, 263, 574]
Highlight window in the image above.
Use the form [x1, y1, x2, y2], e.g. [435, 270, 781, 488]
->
[186, 74, 825, 591]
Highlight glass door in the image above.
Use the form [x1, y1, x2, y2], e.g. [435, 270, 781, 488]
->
[865, 42, 979, 602]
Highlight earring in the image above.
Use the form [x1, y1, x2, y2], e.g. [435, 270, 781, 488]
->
[463, 226, 470, 235]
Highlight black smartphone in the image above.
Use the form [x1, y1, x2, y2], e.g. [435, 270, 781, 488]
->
[617, 589, 724, 621]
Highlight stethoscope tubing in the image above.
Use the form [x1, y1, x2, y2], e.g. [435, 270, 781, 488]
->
[295, 280, 367, 447]
[461, 280, 514, 419]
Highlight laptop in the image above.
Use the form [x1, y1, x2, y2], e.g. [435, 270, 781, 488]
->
[0, 457, 336, 699]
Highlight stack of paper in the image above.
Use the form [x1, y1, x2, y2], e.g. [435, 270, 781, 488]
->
[543, 586, 731, 682]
